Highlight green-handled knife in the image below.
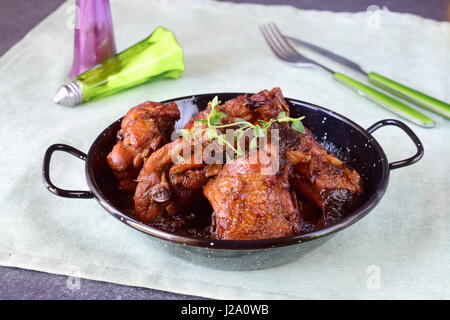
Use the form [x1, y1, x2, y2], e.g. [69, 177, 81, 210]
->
[287, 36, 450, 120]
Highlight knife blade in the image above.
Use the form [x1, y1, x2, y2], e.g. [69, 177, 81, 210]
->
[287, 35, 450, 119]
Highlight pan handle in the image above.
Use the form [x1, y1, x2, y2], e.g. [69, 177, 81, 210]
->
[42, 144, 94, 198]
[367, 119, 424, 170]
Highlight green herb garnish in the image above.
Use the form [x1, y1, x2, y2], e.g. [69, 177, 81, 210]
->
[181, 96, 305, 159]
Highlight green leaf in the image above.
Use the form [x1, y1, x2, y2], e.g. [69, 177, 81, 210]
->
[250, 137, 257, 149]
[277, 111, 287, 119]
[209, 96, 221, 108]
[209, 109, 227, 126]
[180, 129, 192, 138]
[195, 118, 208, 123]
[291, 119, 305, 133]
[206, 128, 218, 140]
[259, 120, 272, 129]
[217, 111, 227, 119]
[253, 124, 265, 138]
[217, 134, 226, 146]
[210, 118, 222, 126]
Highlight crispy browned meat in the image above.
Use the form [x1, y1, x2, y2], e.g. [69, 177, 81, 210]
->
[133, 88, 290, 223]
[183, 87, 290, 131]
[204, 150, 300, 240]
[133, 138, 190, 222]
[288, 129, 363, 225]
[107, 101, 180, 192]
[247, 87, 291, 121]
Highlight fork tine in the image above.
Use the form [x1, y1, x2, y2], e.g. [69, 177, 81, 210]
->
[259, 24, 287, 61]
[264, 24, 292, 60]
[268, 23, 299, 59]
[261, 23, 334, 73]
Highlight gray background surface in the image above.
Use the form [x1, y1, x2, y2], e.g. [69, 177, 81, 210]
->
[0, 0, 448, 300]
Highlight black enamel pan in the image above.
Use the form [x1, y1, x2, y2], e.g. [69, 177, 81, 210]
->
[42, 93, 424, 270]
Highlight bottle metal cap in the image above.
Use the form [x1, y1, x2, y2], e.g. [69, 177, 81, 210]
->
[53, 81, 83, 107]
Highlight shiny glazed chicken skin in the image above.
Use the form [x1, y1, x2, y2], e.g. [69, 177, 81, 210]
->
[289, 130, 363, 225]
[107, 101, 180, 192]
[204, 149, 300, 240]
[107, 88, 364, 240]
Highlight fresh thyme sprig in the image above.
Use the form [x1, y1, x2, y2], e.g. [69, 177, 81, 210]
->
[179, 96, 305, 158]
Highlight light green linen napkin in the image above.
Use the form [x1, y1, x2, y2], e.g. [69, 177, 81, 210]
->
[0, 0, 449, 299]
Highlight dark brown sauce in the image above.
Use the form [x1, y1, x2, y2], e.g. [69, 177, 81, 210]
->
[116, 192, 214, 238]
[115, 187, 324, 239]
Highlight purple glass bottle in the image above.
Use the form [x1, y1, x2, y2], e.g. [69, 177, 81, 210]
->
[69, 0, 116, 78]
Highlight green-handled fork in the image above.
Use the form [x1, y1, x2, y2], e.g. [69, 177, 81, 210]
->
[259, 23, 436, 128]
[286, 35, 450, 120]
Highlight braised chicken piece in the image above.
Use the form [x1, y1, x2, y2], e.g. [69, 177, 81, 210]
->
[204, 150, 300, 240]
[134, 138, 190, 223]
[183, 87, 289, 131]
[134, 88, 290, 223]
[107, 101, 180, 192]
[246, 87, 291, 121]
[111, 87, 365, 239]
[286, 129, 363, 225]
